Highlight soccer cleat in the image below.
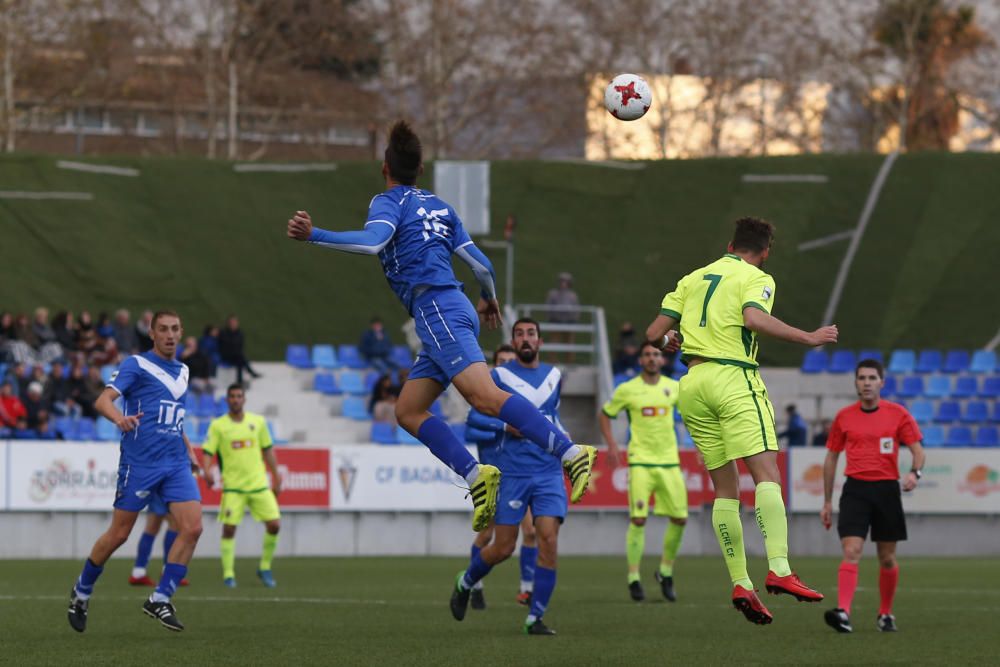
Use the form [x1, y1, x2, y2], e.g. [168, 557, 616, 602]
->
[129, 575, 156, 587]
[67, 588, 89, 633]
[179, 578, 190, 587]
[470, 587, 486, 610]
[524, 619, 557, 635]
[142, 597, 184, 632]
[764, 571, 824, 602]
[732, 585, 773, 625]
[877, 613, 898, 632]
[563, 445, 597, 503]
[469, 465, 501, 532]
[628, 580, 645, 602]
[449, 571, 471, 621]
[655, 572, 676, 602]
[257, 569, 276, 588]
[223, 577, 237, 588]
[516, 591, 532, 606]
[824, 607, 853, 633]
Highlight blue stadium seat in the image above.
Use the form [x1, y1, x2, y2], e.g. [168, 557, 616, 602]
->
[75, 418, 97, 441]
[979, 376, 1000, 398]
[975, 426, 999, 447]
[450, 422, 467, 443]
[858, 349, 884, 364]
[396, 425, 422, 445]
[364, 371, 382, 394]
[963, 401, 989, 424]
[54, 416, 76, 440]
[992, 403, 1000, 423]
[341, 396, 370, 420]
[311, 344, 338, 369]
[215, 396, 228, 416]
[935, 401, 961, 423]
[670, 365, 688, 380]
[895, 376, 924, 399]
[371, 422, 398, 445]
[969, 350, 997, 374]
[339, 371, 366, 396]
[915, 350, 942, 374]
[943, 350, 970, 374]
[921, 424, 945, 447]
[887, 350, 916, 375]
[197, 419, 211, 441]
[882, 375, 898, 397]
[337, 344, 367, 370]
[828, 350, 857, 374]
[801, 350, 828, 374]
[96, 418, 119, 441]
[100, 364, 118, 384]
[185, 392, 199, 414]
[183, 418, 199, 440]
[391, 345, 413, 369]
[430, 401, 444, 418]
[195, 393, 216, 418]
[266, 420, 287, 445]
[286, 344, 313, 369]
[946, 426, 973, 447]
[924, 375, 950, 399]
[313, 372, 341, 395]
[613, 372, 631, 386]
[909, 400, 934, 424]
[951, 376, 978, 399]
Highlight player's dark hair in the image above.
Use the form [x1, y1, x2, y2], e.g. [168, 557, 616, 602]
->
[151, 309, 180, 328]
[227, 383, 244, 395]
[492, 344, 516, 365]
[856, 358, 884, 379]
[731, 217, 775, 254]
[384, 120, 422, 185]
[512, 317, 542, 338]
[639, 340, 663, 355]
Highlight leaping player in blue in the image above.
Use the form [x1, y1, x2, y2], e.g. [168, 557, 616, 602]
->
[67, 310, 203, 633]
[286, 120, 596, 531]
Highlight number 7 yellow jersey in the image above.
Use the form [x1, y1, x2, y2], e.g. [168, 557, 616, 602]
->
[660, 253, 776, 369]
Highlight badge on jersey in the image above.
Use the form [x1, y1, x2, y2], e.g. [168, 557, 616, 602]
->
[879, 437, 894, 454]
[762, 286, 773, 301]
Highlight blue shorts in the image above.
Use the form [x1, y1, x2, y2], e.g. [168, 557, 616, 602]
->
[114, 462, 201, 512]
[410, 287, 486, 388]
[494, 474, 567, 526]
[477, 443, 499, 467]
[147, 492, 168, 516]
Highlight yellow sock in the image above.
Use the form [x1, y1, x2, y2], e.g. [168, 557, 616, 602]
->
[220, 537, 236, 580]
[713, 498, 752, 589]
[754, 481, 791, 576]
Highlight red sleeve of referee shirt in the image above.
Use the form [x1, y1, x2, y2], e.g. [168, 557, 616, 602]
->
[826, 413, 846, 452]
[896, 408, 923, 446]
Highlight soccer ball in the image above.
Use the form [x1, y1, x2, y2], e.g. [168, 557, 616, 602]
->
[604, 73, 652, 121]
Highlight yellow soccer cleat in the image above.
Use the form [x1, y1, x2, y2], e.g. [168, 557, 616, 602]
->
[563, 445, 597, 503]
[469, 465, 501, 531]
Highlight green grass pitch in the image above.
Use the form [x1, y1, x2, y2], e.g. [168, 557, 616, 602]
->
[2, 556, 992, 665]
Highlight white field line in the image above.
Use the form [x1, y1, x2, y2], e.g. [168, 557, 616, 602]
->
[233, 163, 338, 173]
[797, 230, 856, 252]
[550, 158, 647, 170]
[0, 190, 94, 200]
[56, 160, 140, 177]
[742, 174, 828, 183]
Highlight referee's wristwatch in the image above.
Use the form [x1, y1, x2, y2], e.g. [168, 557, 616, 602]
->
[910, 468, 923, 480]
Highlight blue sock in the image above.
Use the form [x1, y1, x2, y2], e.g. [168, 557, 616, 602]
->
[153, 562, 187, 601]
[529, 566, 557, 620]
[417, 416, 477, 479]
[75, 558, 104, 597]
[135, 532, 155, 569]
[498, 394, 573, 458]
[163, 529, 178, 564]
[520, 546, 538, 587]
[461, 552, 494, 590]
[471, 544, 481, 561]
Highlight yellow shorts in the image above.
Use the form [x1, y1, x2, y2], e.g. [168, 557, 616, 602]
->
[677, 362, 778, 471]
[219, 489, 281, 526]
[628, 465, 688, 519]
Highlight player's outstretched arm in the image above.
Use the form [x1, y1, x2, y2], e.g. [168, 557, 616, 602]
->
[287, 210, 395, 255]
[743, 307, 838, 347]
[94, 387, 141, 433]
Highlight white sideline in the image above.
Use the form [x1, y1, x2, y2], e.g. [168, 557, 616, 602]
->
[797, 230, 855, 252]
[233, 163, 338, 173]
[742, 174, 828, 183]
[0, 190, 94, 200]
[56, 160, 140, 177]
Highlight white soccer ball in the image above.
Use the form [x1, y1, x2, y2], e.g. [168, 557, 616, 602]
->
[604, 73, 652, 121]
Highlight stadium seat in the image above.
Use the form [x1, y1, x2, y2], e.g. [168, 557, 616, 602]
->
[979, 376, 1000, 399]
[613, 372, 631, 386]
[371, 422, 397, 445]
[801, 350, 828, 374]
[339, 371, 366, 396]
[197, 419, 211, 441]
[935, 401, 961, 423]
[943, 350, 971, 374]
[962, 401, 989, 424]
[364, 371, 382, 394]
[909, 400, 934, 424]
[946, 426, 973, 447]
[267, 420, 288, 445]
[921, 424, 945, 447]
[75, 418, 97, 441]
[396, 425, 422, 445]
[185, 392, 199, 414]
[285, 344, 313, 369]
[951, 376, 978, 399]
[896, 376, 924, 399]
[450, 422, 467, 443]
[858, 349, 883, 364]
[430, 401, 444, 418]
[969, 350, 997, 374]
[915, 350, 942, 374]
[183, 418, 199, 440]
[337, 344, 367, 370]
[314, 372, 340, 395]
[100, 364, 118, 383]
[311, 344, 338, 369]
[54, 416, 76, 440]
[882, 375, 898, 397]
[670, 364, 688, 380]
[96, 418, 119, 441]
[975, 426, 999, 447]
[924, 375, 950, 399]
[887, 350, 916, 375]
[391, 345, 413, 369]
[341, 396, 370, 420]
[195, 393, 216, 418]
[215, 396, 228, 416]
[992, 403, 1000, 423]
[828, 350, 857, 374]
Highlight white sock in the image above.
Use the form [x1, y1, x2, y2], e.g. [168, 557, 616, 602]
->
[74, 587, 91, 601]
[560, 445, 582, 463]
[473, 580, 484, 591]
[151, 591, 170, 603]
[464, 465, 480, 486]
[526, 614, 538, 625]
[131, 567, 147, 579]
[520, 580, 533, 593]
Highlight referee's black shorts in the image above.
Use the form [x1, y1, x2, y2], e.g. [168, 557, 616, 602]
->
[837, 477, 907, 542]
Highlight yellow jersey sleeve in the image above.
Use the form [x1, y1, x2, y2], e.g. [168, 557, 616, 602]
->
[256, 415, 274, 450]
[602, 383, 630, 419]
[202, 418, 221, 456]
[660, 273, 689, 321]
[742, 272, 776, 315]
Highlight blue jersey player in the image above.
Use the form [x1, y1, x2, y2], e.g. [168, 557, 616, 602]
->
[68, 311, 203, 633]
[287, 121, 596, 532]
[450, 318, 568, 635]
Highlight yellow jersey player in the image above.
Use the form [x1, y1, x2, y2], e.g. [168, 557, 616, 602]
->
[600, 342, 685, 603]
[202, 384, 282, 588]
[645, 217, 838, 625]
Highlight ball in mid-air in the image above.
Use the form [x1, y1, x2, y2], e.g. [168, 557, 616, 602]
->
[604, 73, 652, 121]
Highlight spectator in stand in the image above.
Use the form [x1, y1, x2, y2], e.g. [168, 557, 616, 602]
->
[779, 404, 808, 447]
[12, 416, 35, 439]
[52, 311, 78, 352]
[369, 374, 398, 424]
[81, 366, 105, 417]
[199, 325, 221, 375]
[135, 309, 154, 352]
[392, 367, 409, 397]
[89, 335, 120, 368]
[11, 362, 31, 397]
[68, 363, 97, 419]
[77, 311, 99, 359]
[113, 308, 140, 355]
[30, 364, 51, 398]
[96, 312, 114, 339]
[23, 381, 50, 429]
[0, 311, 14, 342]
[613, 322, 641, 377]
[181, 336, 215, 396]
[0, 381, 27, 427]
[33, 307, 56, 345]
[545, 272, 580, 362]
[11, 313, 38, 363]
[359, 317, 398, 374]
[35, 415, 60, 440]
[219, 315, 260, 384]
[47, 360, 81, 418]
[812, 420, 832, 447]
